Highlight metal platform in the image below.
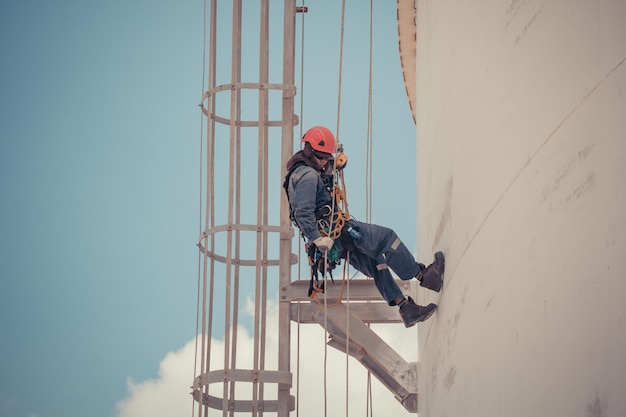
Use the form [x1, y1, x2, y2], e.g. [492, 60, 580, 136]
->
[286, 279, 420, 412]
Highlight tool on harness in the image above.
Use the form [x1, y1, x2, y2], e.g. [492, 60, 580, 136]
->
[346, 224, 360, 240]
[306, 240, 341, 298]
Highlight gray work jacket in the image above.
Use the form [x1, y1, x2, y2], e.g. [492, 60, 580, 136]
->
[285, 164, 332, 242]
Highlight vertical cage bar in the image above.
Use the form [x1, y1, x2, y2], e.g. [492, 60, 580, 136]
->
[278, 0, 296, 415]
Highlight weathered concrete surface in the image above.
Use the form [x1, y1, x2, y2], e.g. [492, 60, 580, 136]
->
[414, 0, 626, 416]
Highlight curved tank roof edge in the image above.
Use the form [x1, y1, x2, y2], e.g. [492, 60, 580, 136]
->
[397, 0, 417, 124]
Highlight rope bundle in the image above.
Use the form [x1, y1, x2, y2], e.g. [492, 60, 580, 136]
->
[320, 184, 350, 240]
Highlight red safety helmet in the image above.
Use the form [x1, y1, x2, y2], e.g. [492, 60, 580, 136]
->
[301, 126, 336, 154]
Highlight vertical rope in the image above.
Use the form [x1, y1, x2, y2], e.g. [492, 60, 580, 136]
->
[323, 262, 328, 417]
[365, 0, 374, 224]
[344, 253, 351, 417]
[323, 0, 347, 410]
[334, 0, 347, 144]
[295, 2, 306, 417]
[366, 373, 373, 417]
[329, 1, 347, 413]
[295, 277, 302, 417]
[365, 1, 375, 415]
[298, 0, 306, 142]
[202, 1, 218, 416]
[192, 1, 208, 417]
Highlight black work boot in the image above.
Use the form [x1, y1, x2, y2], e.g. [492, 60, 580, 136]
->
[416, 251, 445, 292]
[398, 297, 437, 328]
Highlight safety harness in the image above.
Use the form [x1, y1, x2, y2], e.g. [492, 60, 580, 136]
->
[283, 151, 350, 298]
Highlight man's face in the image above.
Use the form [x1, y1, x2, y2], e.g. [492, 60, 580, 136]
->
[313, 150, 334, 165]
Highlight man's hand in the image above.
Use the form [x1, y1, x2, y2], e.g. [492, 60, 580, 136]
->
[313, 236, 334, 253]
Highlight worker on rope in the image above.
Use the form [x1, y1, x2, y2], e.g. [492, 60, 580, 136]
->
[283, 126, 445, 327]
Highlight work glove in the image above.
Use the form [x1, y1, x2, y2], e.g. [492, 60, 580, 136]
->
[313, 236, 334, 253]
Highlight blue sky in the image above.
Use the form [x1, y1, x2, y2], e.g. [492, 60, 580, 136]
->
[0, 1, 417, 416]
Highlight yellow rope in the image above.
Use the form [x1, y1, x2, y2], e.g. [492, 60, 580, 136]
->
[320, 182, 350, 240]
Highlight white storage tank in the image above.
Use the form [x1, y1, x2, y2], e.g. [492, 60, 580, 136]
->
[410, 1, 626, 416]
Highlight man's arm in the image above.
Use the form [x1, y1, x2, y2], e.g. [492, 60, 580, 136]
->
[288, 167, 322, 241]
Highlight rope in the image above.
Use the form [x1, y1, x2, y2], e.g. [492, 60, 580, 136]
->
[293, 298, 301, 417]
[323, 265, 328, 417]
[319, 184, 350, 240]
[334, 0, 347, 143]
[366, 0, 374, 224]
[364, 0, 375, 414]
[194, 0, 220, 416]
[366, 372, 373, 417]
[344, 252, 351, 417]
[295, 2, 308, 416]
[321, 1, 347, 412]
[192, 1, 208, 417]
[298, 0, 306, 142]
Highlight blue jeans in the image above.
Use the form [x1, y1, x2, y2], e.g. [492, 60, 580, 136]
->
[340, 219, 422, 305]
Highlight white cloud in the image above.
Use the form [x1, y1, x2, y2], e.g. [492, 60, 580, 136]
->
[116, 300, 418, 416]
[115, 339, 197, 417]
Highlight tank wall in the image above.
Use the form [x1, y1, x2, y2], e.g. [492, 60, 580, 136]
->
[415, 1, 626, 416]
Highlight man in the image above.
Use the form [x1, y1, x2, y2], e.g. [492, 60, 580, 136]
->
[283, 126, 445, 327]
